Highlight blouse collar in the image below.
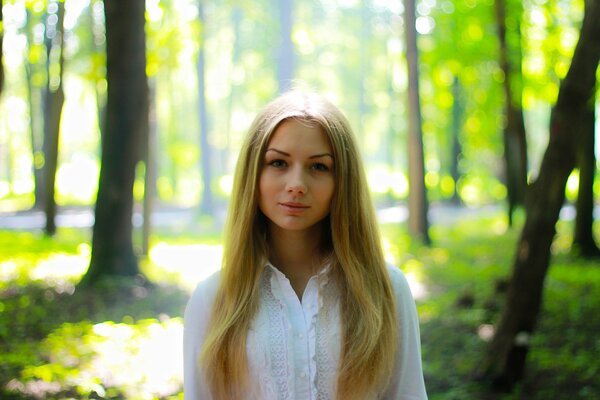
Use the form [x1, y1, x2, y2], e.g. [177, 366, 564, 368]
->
[264, 260, 332, 279]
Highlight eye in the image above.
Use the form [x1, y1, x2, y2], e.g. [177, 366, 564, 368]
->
[268, 159, 287, 168]
[310, 162, 330, 172]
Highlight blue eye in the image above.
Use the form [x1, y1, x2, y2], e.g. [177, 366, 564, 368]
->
[269, 159, 286, 168]
[311, 163, 330, 172]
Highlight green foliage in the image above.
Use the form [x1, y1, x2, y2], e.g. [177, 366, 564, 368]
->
[1, 216, 600, 399]
[382, 210, 600, 399]
[1, 0, 594, 211]
[0, 228, 189, 399]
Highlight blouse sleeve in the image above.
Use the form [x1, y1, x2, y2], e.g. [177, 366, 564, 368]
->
[382, 265, 428, 400]
[183, 271, 220, 400]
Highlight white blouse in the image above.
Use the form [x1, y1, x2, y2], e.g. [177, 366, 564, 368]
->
[183, 263, 428, 400]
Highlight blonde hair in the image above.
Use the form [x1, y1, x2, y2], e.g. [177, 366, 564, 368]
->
[201, 91, 398, 399]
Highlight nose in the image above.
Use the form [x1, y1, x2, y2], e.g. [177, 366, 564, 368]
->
[286, 167, 307, 194]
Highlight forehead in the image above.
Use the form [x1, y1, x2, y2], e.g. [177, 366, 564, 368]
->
[267, 119, 332, 152]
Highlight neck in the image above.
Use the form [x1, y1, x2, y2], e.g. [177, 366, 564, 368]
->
[267, 222, 327, 298]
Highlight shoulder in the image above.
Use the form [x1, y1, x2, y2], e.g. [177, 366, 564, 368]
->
[385, 263, 421, 325]
[185, 270, 221, 321]
[386, 263, 413, 302]
[382, 264, 429, 399]
[191, 269, 221, 301]
[184, 270, 221, 340]
[183, 270, 221, 398]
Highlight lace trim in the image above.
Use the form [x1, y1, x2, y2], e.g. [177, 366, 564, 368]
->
[253, 263, 341, 400]
[316, 276, 338, 400]
[263, 270, 293, 400]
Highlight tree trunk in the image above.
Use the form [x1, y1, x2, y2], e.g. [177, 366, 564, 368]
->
[386, 48, 398, 205]
[403, 0, 431, 245]
[27, 73, 45, 209]
[197, 1, 214, 216]
[142, 81, 157, 256]
[495, 0, 528, 226]
[222, 6, 243, 175]
[572, 89, 600, 257]
[24, 9, 45, 209]
[450, 77, 463, 205]
[0, 0, 4, 96]
[91, 0, 107, 142]
[82, 0, 148, 285]
[277, 0, 294, 93]
[42, 1, 66, 236]
[357, 0, 370, 150]
[478, 0, 600, 390]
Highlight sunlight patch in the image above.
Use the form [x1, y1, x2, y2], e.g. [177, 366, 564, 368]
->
[29, 253, 88, 291]
[0, 260, 19, 282]
[150, 243, 223, 291]
[89, 319, 183, 397]
[11, 318, 183, 399]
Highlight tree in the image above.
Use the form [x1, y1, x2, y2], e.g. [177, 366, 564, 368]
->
[222, 6, 243, 174]
[450, 77, 464, 205]
[403, 0, 430, 244]
[197, 1, 214, 216]
[572, 88, 600, 257]
[81, 0, 149, 285]
[0, 0, 4, 96]
[23, 8, 45, 209]
[477, 0, 600, 389]
[276, 0, 294, 93]
[42, 0, 66, 235]
[495, 0, 528, 226]
[356, 0, 371, 146]
[142, 82, 157, 256]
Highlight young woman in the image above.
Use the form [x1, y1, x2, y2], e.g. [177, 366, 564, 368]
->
[184, 91, 427, 399]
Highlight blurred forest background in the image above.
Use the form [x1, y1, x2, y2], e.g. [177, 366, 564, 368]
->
[0, 0, 599, 399]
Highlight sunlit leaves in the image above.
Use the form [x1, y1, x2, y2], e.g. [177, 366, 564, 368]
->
[67, 0, 105, 82]
[146, 0, 189, 76]
[522, 0, 585, 104]
[419, 0, 504, 203]
[11, 318, 184, 398]
[0, 221, 230, 397]
[1, 0, 595, 213]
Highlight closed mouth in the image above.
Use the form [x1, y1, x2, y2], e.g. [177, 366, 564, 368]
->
[280, 202, 310, 209]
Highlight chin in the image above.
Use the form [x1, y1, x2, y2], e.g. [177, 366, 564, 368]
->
[273, 219, 324, 233]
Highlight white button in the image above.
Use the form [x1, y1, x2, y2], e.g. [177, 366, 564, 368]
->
[298, 333, 304, 340]
[300, 372, 307, 378]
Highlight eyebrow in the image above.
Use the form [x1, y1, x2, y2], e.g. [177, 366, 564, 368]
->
[266, 148, 334, 159]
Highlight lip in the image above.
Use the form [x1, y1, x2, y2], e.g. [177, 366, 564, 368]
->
[280, 202, 309, 208]
[279, 202, 310, 214]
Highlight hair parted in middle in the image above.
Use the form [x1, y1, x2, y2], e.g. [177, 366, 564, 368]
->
[201, 90, 398, 400]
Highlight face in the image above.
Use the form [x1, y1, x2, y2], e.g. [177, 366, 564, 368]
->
[259, 119, 335, 235]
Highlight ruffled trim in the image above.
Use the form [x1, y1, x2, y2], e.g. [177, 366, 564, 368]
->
[246, 262, 341, 400]
[316, 273, 338, 399]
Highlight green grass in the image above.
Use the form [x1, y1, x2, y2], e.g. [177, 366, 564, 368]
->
[1, 212, 599, 399]
[381, 213, 600, 400]
[0, 229, 192, 399]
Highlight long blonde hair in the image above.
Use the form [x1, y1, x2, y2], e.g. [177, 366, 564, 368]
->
[201, 91, 398, 399]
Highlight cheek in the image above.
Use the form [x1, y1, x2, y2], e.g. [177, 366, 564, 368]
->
[258, 172, 279, 207]
[258, 175, 268, 204]
[319, 179, 335, 204]
[259, 172, 273, 195]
